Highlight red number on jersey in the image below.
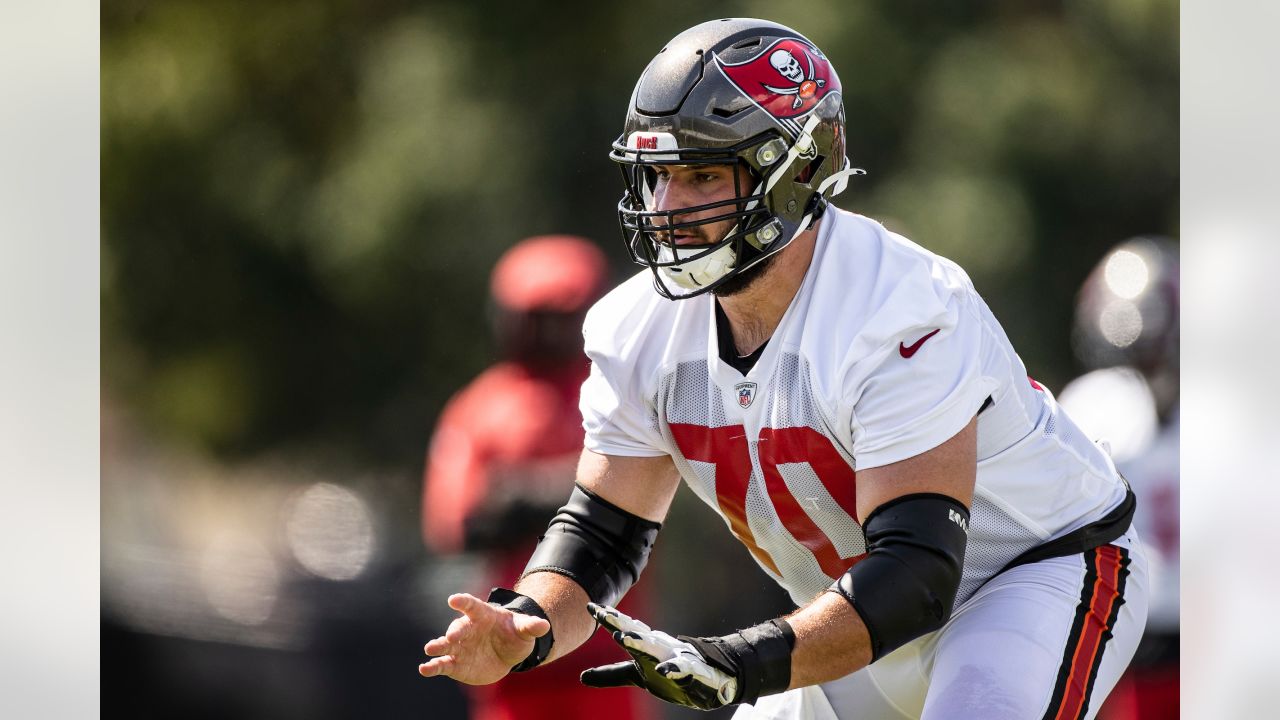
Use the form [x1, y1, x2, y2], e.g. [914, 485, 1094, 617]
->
[669, 423, 864, 580]
[668, 424, 780, 575]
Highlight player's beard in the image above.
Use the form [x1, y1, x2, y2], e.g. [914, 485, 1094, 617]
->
[711, 251, 780, 297]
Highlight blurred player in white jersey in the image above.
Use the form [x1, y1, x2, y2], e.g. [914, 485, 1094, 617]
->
[420, 19, 1149, 720]
[1059, 237, 1179, 720]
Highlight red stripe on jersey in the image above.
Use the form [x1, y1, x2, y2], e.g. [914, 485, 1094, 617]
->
[669, 423, 781, 575]
[668, 423, 865, 580]
[758, 426, 864, 578]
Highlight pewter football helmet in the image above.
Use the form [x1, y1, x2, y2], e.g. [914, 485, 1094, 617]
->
[611, 18, 862, 299]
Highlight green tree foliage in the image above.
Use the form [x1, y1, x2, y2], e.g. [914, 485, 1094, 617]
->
[103, 0, 1177, 469]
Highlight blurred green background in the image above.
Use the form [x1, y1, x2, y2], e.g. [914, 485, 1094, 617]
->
[101, 1, 1176, 717]
[103, 0, 1177, 466]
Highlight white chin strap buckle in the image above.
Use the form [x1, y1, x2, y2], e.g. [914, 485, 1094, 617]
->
[658, 242, 738, 290]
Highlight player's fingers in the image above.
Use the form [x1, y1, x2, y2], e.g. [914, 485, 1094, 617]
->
[619, 631, 674, 662]
[444, 621, 469, 643]
[580, 661, 644, 689]
[655, 660, 685, 679]
[448, 593, 488, 618]
[418, 655, 457, 678]
[587, 602, 648, 634]
[585, 601, 613, 627]
[656, 654, 714, 682]
[512, 612, 550, 639]
[424, 636, 452, 656]
[603, 629, 627, 651]
[586, 601, 625, 627]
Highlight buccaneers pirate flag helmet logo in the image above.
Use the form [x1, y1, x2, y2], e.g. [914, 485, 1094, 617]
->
[715, 38, 840, 120]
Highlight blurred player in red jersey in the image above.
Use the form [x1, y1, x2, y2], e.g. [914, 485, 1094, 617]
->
[422, 235, 656, 720]
[1061, 237, 1180, 720]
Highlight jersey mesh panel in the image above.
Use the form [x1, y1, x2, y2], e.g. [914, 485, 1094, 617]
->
[657, 362, 739, 536]
[1053, 409, 1100, 463]
[954, 496, 1044, 604]
[664, 360, 726, 427]
[776, 461, 867, 601]
[750, 353, 867, 604]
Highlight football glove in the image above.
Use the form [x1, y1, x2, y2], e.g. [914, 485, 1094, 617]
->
[580, 602, 794, 710]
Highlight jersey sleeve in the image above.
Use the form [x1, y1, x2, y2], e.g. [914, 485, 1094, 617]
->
[578, 299, 670, 458]
[579, 355, 669, 457]
[848, 292, 999, 470]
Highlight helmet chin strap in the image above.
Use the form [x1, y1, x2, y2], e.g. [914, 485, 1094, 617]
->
[731, 114, 843, 248]
[762, 113, 865, 237]
[737, 112, 824, 221]
[779, 158, 866, 251]
[817, 157, 866, 198]
[764, 113, 823, 196]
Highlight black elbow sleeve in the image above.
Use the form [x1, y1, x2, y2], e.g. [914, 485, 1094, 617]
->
[522, 484, 661, 608]
[829, 494, 969, 662]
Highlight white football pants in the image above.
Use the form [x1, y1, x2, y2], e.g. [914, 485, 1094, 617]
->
[734, 526, 1149, 720]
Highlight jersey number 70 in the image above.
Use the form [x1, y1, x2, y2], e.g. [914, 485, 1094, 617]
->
[669, 423, 865, 579]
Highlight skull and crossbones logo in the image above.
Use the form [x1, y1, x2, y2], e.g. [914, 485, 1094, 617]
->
[764, 49, 826, 110]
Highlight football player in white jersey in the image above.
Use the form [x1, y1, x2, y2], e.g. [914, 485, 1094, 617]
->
[420, 19, 1149, 720]
[1059, 237, 1179, 720]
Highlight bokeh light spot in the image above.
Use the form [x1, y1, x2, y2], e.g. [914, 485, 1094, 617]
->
[1104, 249, 1150, 299]
[284, 483, 376, 581]
[200, 534, 279, 626]
[1099, 299, 1144, 348]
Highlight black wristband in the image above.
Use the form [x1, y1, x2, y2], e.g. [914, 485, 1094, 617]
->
[680, 618, 795, 706]
[486, 587, 554, 672]
[737, 618, 795, 703]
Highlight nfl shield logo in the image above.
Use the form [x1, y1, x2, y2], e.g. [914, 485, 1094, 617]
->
[735, 382, 757, 409]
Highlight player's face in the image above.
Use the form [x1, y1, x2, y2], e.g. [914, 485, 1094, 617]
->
[649, 163, 752, 247]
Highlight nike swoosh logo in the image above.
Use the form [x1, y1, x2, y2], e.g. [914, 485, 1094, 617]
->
[899, 329, 941, 358]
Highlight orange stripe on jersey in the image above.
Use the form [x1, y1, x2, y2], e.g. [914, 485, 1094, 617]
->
[1043, 545, 1131, 720]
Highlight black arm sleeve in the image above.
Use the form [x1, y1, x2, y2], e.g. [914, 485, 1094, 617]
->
[521, 484, 661, 608]
[828, 493, 969, 662]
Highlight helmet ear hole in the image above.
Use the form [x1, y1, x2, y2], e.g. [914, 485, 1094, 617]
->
[793, 155, 825, 185]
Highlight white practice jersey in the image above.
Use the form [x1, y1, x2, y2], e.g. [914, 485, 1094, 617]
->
[580, 209, 1130, 608]
[1059, 368, 1178, 632]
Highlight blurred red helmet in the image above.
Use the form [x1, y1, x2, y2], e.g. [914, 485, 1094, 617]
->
[490, 235, 609, 314]
[489, 236, 610, 366]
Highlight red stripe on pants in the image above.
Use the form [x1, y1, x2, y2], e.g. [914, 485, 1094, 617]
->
[1054, 546, 1125, 720]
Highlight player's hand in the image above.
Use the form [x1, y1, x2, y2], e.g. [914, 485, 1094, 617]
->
[580, 602, 739, 710]
[419, 592, 551, 685]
